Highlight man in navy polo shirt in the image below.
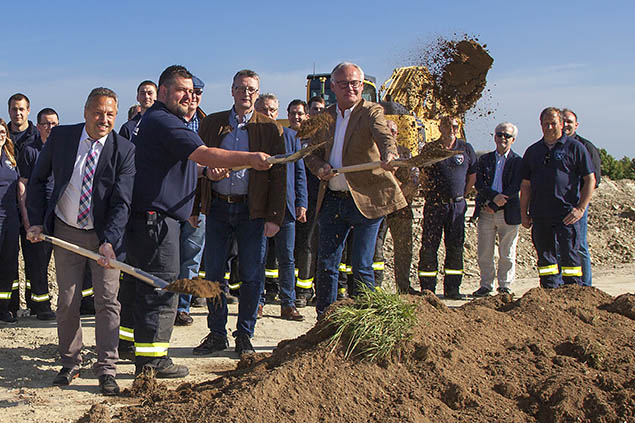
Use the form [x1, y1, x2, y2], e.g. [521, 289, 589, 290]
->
[123, 65, 271, 378]
[118, 81, 157, 141]
[417, 116, 477, 300]
[519, 107, 595, 288]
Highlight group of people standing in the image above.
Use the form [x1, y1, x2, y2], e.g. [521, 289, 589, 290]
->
[0, 61, 600, 396]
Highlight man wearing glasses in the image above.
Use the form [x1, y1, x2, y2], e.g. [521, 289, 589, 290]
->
[519, 107, 595, 288]
[192, 69, 286, 357]
[16, 108, 59, 320]
[304, 62, 406, 317]
[472, 122, 523, 297]
[417, 116, 477, 300]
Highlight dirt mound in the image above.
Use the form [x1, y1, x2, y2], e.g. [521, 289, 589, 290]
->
[103, 286, 634, 423]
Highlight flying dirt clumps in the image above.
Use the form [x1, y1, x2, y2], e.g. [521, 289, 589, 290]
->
[411, 35, 493, 118]
[165, 278, 221, 299]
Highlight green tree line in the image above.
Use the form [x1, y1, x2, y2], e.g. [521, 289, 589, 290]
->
[599, 149, 635, 180]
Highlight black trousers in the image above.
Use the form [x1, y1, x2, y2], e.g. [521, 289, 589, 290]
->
[0, 216, 19, 312]
[124, 213, 180, 366]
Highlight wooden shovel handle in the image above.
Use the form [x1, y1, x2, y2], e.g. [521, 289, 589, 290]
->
[39, 234, 167, 288]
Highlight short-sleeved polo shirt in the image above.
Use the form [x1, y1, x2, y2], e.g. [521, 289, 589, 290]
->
[131, 101, 203, 221]
[423, 138, 477, 202]
[520, 135, 594, 220]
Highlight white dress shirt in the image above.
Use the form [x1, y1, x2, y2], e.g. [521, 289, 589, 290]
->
[55, 126, 107, 229]
[328, 103, 356, 192]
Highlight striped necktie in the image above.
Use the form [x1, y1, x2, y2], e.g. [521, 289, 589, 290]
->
[77, 138, 99, 228]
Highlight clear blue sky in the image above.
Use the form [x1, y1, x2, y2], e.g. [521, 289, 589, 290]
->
[1, 0, 633, 157]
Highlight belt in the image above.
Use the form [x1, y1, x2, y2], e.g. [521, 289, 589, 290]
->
[428, 195, 464, 205]
[327, 189, 352, 199]
[212, 191, 247, 204]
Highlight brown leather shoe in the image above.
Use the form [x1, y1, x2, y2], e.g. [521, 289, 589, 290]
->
[257, 304, 264, 319]
[281, 305, 305, 321]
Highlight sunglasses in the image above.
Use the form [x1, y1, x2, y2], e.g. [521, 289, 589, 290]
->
[193, 89, 203, 96]
[495, 132, 513, 139]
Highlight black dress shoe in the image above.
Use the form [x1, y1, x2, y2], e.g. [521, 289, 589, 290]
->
[53, 367, 80, 386]
[98, 374, 120, 396]
[472, 287, 493, 297]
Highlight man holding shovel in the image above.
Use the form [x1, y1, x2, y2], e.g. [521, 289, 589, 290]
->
[27, 88, 135, 396]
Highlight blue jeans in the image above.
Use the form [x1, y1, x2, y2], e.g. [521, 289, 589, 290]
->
[266, 212, 296, 307]
[578, 207, 592, 286]
[177, 214, 206, 313]
[204, 198, 265, 338]
[315, 191, 383, 314]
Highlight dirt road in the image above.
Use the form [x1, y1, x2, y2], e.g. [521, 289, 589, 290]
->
[0, 263, 633, 423]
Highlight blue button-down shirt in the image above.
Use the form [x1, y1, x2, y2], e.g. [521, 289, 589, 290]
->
[186, 112, 199, 133]
[213, 108, 252, 195]
[491, 150, 508, 193]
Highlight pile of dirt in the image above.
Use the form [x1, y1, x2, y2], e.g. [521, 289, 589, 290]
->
[83, 286, 633, 422]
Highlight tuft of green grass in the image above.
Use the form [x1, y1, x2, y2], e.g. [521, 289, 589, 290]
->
[326, 286, 418, 362]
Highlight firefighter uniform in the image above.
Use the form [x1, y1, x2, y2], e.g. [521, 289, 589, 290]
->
[418, 139, 476, 296]
[520, 135, 594, 288]
[123, 101, 202, 373]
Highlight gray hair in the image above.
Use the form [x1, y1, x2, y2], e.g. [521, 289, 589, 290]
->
[85, 87, 118, 109]
[257, 93, 279, 108]
[233, 69, 260, 84]
[495, 121, 518, 138]
[330, 62, 365, 82]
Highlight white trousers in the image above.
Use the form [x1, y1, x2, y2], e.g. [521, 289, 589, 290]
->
[477, 210, 520, 290]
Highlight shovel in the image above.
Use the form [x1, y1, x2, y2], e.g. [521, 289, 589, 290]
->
[38, 234, 220, 298]
[230, 140, 328, 171]
[331, 147, 459, 175]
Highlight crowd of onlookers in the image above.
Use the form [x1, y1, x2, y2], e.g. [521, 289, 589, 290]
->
[0, 62, 600, 395]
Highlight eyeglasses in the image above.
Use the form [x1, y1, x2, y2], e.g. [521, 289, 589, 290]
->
[38, 122, 58, 128]
[233, 86, 258, 95]
[334, 80, 363, 89]
[495, 132, 513, 139]
[193, 89, 203, 96]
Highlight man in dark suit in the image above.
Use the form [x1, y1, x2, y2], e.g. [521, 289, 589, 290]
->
[304, 62, 406, 317]
[27, 88, 135, 396]
[472, 122, 523, 296]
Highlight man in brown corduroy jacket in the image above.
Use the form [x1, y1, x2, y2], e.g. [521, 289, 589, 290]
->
[192, 69, 286, 357]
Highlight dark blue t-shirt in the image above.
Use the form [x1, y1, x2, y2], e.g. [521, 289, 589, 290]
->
[119, 113, 141, 142]
[423, 138, 477, 202]
[131, 101, 203, 221]
[0, 151, 19, 218]
[17, 137, 54, 201]
[520, 135, 594, 220]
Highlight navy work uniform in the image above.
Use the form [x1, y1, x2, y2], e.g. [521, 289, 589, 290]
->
[418, 139, 476, 296]
[119, 101, 202, 369]
[0, 150, 20, 321]
[520, 135, 594, 287]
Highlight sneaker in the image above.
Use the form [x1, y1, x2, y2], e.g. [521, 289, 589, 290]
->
[135, 357, 189, 378]
[0, 311, 17, 324]
[472, 287, 493, 297]
[174, 311, 193, 326]
[498, 287, 514, 296]
[37, 310, 56, 321]
[235, 333, 255, 356]
[193, 332, 229, 356]
[98, 374, 120, 396]
[191, 297, 207, 308]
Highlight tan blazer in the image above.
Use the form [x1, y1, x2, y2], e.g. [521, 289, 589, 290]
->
[304, 100, 407, 219]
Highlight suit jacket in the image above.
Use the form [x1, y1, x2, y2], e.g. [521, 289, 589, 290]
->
[194, 110, 286, 226]
[473, 149, 522, 225]
[282, 127, 308, 220]
[304, 100, 407, 219]
[27, 123, 136, 256]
